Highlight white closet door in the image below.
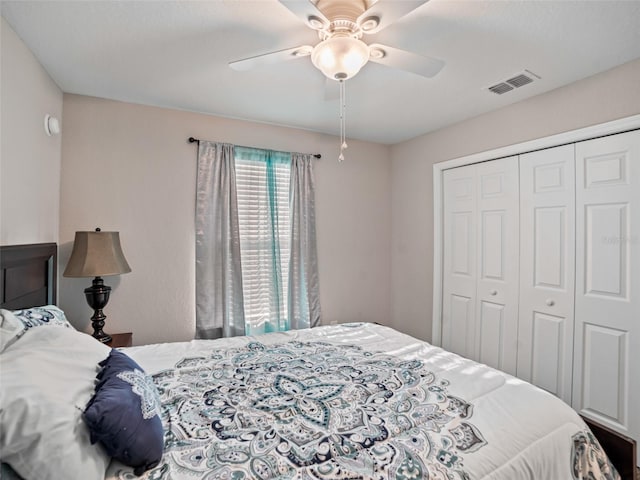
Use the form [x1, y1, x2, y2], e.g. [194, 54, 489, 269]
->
[573, 129, 640, 444]
[474, 157, 520, 375]
[442, 165, 477, 359]
[517, 145, 575, 403]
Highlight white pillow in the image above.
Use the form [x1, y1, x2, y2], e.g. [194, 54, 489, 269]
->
[0, 306, 74, 353]
[0, 310, 24, 352]
[0, 325, 111, 480]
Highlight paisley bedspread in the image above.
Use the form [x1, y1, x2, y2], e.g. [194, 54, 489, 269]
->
[106, 323, 619, 480]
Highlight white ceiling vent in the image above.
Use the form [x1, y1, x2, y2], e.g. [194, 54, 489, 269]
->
[489, 83, 514, 95]
[506, 73, 533, 88]
[488, 70, 540, 95]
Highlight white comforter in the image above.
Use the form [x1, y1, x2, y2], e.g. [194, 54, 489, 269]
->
[106, 323, 617, 480]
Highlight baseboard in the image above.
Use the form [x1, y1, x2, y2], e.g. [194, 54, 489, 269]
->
[581, 415, 637, 480]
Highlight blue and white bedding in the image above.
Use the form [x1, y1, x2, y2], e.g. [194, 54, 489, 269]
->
[106, 323, 618, 480]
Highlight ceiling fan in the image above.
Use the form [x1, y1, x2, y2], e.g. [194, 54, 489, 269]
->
[229, 0, 445, 82]
[229, 0, 444, 161]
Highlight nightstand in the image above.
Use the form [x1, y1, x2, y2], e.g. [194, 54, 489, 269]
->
[106, 332, 133, 348]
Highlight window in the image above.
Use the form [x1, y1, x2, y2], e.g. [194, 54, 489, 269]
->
[195, 141, 319, 339]
[234, 147, 291, 333]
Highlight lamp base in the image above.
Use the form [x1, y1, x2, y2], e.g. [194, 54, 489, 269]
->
[84, 277, 113, 344]
[95, 334, 113, 344]
[91, 317, 112, 344]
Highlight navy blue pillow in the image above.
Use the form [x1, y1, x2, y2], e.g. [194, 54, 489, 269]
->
[83, 349, 164, 475]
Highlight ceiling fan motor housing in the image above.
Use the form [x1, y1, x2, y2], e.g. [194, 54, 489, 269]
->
[315, 0, 370, 24]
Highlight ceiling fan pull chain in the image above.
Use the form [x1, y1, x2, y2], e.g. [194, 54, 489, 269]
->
[338, 80, 348, 162]
[342, 81, 348, 150]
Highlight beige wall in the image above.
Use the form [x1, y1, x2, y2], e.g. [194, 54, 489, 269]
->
[1, 17, 63, 246]
[390, 58, 640, 342]
[59, 95, 391, 345]
[6, 11, 640, 346]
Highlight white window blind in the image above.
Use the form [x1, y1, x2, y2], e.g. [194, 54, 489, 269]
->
[234, 151, 291, 331]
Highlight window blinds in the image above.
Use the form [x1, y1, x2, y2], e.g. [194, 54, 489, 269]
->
[234, 148, 291, 332]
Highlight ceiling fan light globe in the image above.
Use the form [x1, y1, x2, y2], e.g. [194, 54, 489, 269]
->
[311, 36, 370, 81]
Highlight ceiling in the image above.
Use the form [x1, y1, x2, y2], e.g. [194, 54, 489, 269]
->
[2, 0, 640, 145]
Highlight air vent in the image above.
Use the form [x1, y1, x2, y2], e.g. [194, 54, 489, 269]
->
[488, 70, 540, 95]
[506, 74, 533, 88]
[488, 82, 514, 95]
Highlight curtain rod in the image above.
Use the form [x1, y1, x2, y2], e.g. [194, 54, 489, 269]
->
[188, 137, 321, 159]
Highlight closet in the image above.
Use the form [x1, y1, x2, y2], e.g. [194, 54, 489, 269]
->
[436, 126, 640, 447]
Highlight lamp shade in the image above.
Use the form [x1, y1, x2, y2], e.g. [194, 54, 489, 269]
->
[64, 231, 131, 278]
[311, 36, 370, 81]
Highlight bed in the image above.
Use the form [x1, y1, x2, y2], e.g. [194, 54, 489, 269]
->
[0, 243, 634, 480]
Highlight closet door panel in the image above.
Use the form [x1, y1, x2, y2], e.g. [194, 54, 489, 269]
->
[475, 157, 519, 375]
[585, 203, 628, 296]
[582, 324, 627, 422]
[442, 165, 477, 360]
[478, 300, 505, 368]
[534, 207, 566, 288]
[573, 130, 640, 444]
[531, 311, 566, 394]
[517, 145, 575, 403]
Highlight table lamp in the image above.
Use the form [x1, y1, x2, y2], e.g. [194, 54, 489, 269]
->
[63, 228, 131, 343]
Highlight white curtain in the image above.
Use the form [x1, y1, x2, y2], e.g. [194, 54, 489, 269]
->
[288, 153, 321, 328]
[195, 141, 245, 338]
[195, 144, 320, 337]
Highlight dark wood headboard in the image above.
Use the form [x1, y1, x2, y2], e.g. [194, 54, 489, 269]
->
[0, 243, 57, 309]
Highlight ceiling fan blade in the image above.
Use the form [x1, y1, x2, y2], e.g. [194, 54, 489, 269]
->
[229, 46, 312, 71]
[278, 0, 330, 30]
[357, 0, 429, 34]
[368, 43, 445, 78]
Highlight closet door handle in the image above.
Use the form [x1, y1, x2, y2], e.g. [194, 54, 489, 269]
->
[546, 299, 555, 307]
[490, 289, 498, 296]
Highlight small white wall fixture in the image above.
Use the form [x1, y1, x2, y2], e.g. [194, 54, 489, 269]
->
[44, 114, 60, 136]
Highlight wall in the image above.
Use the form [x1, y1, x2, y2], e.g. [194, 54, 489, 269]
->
[390, 58, 640, 342]
[59, 95, 391, 345]
[0, 17, 63, 245]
